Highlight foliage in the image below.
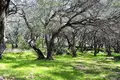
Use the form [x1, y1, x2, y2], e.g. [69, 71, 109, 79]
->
[18, 36, 30, 50]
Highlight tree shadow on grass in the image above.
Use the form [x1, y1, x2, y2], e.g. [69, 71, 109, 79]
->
[0, 69, 26, 80]
[114, 56, 120, 62]
[106, 74, 120, 80]
[48, 70, 84, 80]
[0, 54, 71, 69]
[73, 58, 120, 80]
[1, 53, 120, 80]
[0, 54, 82, 80]
[10, 59, 71, 68]
[0, 69, 54, 80]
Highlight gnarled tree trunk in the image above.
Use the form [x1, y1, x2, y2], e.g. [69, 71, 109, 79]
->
[0, 0, 10, 59]
[32, 46, 45, 60]
[28, 40, 45, 60]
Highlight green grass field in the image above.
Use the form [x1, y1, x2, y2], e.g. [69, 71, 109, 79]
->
[0, 51, 120, 80]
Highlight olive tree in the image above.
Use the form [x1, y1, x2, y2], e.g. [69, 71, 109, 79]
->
[0, 0, 10, 59]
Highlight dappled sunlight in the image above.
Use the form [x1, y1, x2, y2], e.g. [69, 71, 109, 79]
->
[0, 51, 120, 80]
[1, 0, 120, 80]
[0, 64, 9, 69]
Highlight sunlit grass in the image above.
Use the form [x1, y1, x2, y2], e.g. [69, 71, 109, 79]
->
[0, 51, 120, 80]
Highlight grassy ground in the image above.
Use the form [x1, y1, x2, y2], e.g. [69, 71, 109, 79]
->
[0, 51, 120, 80]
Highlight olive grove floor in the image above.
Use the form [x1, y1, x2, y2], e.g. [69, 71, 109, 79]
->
[0, 50, 120, 80]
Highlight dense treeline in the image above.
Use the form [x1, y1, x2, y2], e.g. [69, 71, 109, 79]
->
[0, 0, 120, 60]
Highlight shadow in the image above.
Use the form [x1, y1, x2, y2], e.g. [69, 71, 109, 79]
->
[114, 56, 120, 61]
[0, 55, 70, 69]
[83, 69, 101, 75]
[0, 54, 81, 80]
[0, 69, 26, 80]
[1, 52, 120, 80]
[106, 74, 120, 80]
[48, 70, 84, 80]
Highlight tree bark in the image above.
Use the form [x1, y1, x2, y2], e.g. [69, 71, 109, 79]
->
[32, 46, 45, 60]
[93, 34, 97, 56]
[0, 0, 10, 59]
[106, 45, 112, 56]
[105, 41, 112, 56]
[0, 40, 6, 59]
[113, 41, 120, 53]
[0, 20, 6, 59]
[46, 39, 54, 60]
[71, 32, 77, 57]
[28, 41, 45, 60]
[71, 46, 77, 57]
[46, 24, 68, 60]
[94, 43, 97, 56]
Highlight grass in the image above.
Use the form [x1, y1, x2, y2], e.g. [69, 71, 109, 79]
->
[0, 51, 120, 80]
